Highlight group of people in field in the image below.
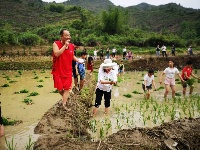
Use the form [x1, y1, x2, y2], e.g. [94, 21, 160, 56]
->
[93, 47, 133, 61]
[156, 44, 194, 57]
[51, 29, 200, 117]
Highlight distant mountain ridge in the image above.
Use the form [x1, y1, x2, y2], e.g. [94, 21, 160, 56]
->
[0, 0, 200, 34]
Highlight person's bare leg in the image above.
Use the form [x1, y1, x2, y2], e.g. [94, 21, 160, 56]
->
[147, 91, 150, 99]
[93, 107, 98, 115]
[59, 90, 64, 96]
[105, 107, 109, 114]
[164, 84, 170, 100]
[171, 85, 176, 98]
[79, 79, 85, 91]
[62, 90, 70, 108]
[0, 125, 4, 137]
[189, 85, 194, 95]
[183, 87, 187, 97]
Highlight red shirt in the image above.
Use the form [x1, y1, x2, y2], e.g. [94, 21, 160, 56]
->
[181, 67, 192, 80]
[52, 41, 74, 77]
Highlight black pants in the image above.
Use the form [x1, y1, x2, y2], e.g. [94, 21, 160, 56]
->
[162, 51, 167, 57]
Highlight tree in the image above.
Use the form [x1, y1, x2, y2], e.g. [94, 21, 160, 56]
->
[101, 7, 126, 35]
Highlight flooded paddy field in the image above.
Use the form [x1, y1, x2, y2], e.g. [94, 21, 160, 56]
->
[0, 69, 200, 149]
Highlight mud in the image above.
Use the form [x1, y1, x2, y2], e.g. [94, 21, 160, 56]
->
[33, 73, 200, 150]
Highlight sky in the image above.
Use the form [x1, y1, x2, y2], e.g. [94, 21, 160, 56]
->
[42, 0, 200, 9]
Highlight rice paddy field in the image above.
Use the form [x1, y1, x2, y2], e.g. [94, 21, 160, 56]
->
[0, 68, 200, 149]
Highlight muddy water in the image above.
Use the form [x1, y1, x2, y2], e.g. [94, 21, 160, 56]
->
[89, 71, 200, 141]
[0, 70, 199, 149]
[0, 70, 60, 149]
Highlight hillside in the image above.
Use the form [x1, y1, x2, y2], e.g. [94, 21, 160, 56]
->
[62, 0, 115, 13]
[127, 3, 200, 33]
[0, 0, 81, 31]
[0, 0, 200, 34]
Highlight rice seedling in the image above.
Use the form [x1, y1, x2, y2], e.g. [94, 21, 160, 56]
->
[194, 69, 198, 74]
[25, 136, 34, 150]
[136, 82, 140, 84]
[33, 76, 39, 79]
[51, 89, 58, 93]
[20, 89, 29, 93]
[123, 94, 132, 98]
[9, 80, 17, 83]
[2, 117, 18, 126]
[100, 127, 104, 139]
[132, 90, 143, 94]
[40, 70, 46, 73]
[18, 70, 22, 75]
[88, 119, 97, 133]
[45, 76, 50, 78]
[186, 78, 195, 86]
[5, 136, 17, 150]
[37, 79, 44, 82]
[14, 73, 20, 77]
[28, 92, 39, 96]
[1, 83, 9, 87]
[36, 85, 43, 88]
[23, 98, 33, 105]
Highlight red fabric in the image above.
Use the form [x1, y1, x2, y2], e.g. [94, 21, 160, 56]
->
[87, 62, 93, 71]
[181, 67, 192, 80]
[52, 41, 74, 77]
[53, 75, 72, 90]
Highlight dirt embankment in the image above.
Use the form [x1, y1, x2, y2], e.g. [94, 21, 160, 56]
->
[1, 55, 200, 70]
[33, 72, 200, 150]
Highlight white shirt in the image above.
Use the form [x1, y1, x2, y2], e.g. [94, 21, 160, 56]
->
[123, 48, 126, 52]
[143, 74, 154, 86]
[161, 46, 166, 51]
[94, 50, 97, 56]
[97, 69, 117, 92]
[164, 67, 179, 79]
[112, 48, 116, 53]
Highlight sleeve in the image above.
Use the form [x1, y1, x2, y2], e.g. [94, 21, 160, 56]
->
[175, 68, 179, 74]
[113, 72, 117, 82]
[98, 71, 104, 82]
[143, 74, 147, 81]
[163, 68, 168, 74]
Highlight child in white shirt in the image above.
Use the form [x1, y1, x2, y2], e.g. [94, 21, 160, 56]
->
[142, 69, 156, 99]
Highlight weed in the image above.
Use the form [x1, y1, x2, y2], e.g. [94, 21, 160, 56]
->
[28, 92, 39, 96]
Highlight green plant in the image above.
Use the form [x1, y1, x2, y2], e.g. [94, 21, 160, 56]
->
[37, 79, 44, 82]
[123, 94, 132, 98]
[28, 92, 39, 96]
[51, 89, 58, 93]
[36, 85, 43, 88]
[2, 117, 17, 126]
[23, 98, 33, 105]
[187, 78, 195, 86]
[25, 136, 34, 150]
[132, 90, 143, 94]
[33, 76, 39, 79]
[20, 89, 29, 93]
[1, 84, 9, 87]
[5, 136, 17, 150]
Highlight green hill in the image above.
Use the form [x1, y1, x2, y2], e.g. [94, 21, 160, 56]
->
[0, 0, 200, 48]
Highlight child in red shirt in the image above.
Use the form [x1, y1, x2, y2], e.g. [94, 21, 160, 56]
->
[181, 60, 200, 96]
